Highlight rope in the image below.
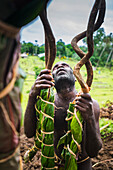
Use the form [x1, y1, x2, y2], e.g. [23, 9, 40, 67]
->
[37, 96, 63, 110]
[67, 109, 83, 130]
[0, 56, 20, 164]
[72, 134, 81, 153]
[40, 110, 54, 122]
[74, 108, 83, 130]
[0, 101, 18, 136]
[36, 134, 54, 147]
[33, 144, 40, 150]
[0, 145, 20, 163]
[36, 133, 54, 146]
[37, 96, 55, 106]
[41, 152, 55, 159]
[77, 156, 89, 164]
[41, 130, 54, 135]
[35, 136, 54, 146]
[65, 115, 73, 121]
[36, 134, 42, 143]
[67, 144, 77, 159]
[35, 104, 40, 115]
[41, 142, 54, 147]
[67, 109, 74, 115]
[36, 130, 41, 136]
[54, 154, 62, 162]
[0, 56, 20, 99]
[30, 145, 39, 152]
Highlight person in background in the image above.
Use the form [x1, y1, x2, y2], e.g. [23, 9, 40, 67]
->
[24, 61, 102, 170]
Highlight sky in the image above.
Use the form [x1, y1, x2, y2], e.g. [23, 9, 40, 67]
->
[20, 0, 113, 46]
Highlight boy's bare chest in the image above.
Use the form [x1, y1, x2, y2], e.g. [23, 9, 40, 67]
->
[54, 99, 69, 132]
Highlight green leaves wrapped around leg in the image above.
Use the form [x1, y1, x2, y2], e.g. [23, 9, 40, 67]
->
[57, 102, 83, 170]
[66, 103, 83, 170]
[24, 96, 42, 163]
[40, 87, 56, 170]
[24, 87, 56, 169]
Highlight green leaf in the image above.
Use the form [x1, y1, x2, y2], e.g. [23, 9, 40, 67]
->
[57, 133, 68, 149]
[67, 155, 77, 170]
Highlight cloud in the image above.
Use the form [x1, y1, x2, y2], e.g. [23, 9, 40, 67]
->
[20, 19, 45, 44]
[21, 0, 113, 45]
[103, 9, 113, 35]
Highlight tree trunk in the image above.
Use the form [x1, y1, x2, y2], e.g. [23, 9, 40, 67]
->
[105, 49, 113, 67]
[96, 45, 106, 69]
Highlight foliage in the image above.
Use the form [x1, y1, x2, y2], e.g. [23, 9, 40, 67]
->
[21, 41, 44, 55]
[39, 44, 45, 54]
[56, 103, 83, 169]
[56, 39, 66, 57]
[99, 118, 113, 139]
[83, 28, 113, 67]
[21, 28, 113, 69]
[39, 55, 45, 61]
[66, 104, 83, 170]
[24, 87, 55, 169]
[34, 66, 44, 79]
[21, 41, 34, 54]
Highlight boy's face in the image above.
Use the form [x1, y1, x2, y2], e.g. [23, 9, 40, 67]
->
[52, 62, 76, 90]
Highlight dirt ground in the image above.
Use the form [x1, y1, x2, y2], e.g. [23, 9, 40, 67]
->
[20, 102, 113, 170]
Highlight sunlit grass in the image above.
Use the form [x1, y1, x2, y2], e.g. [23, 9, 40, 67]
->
[19, 56, 113, 124]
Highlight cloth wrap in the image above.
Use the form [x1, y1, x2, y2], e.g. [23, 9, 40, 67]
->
[0, 20, 22, 170]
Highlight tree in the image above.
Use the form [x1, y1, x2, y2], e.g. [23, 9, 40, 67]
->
[65, 47, 73, 58]
[34, 40, 39, 55]
[82, 28, 113, 67]
[21, 41, 34, 54]
[27, 42, 34, 54]
[65, 44, 75, 58]
[56, 39, 66, 58]
[21, 41, 29, 53]
[39, 44, 45, 54]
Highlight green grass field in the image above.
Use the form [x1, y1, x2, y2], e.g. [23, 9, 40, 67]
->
[19, 56, 113, 123]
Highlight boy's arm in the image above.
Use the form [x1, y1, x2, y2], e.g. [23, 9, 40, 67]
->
[75, 93, 102, 157]
[24, 69, 54, 138]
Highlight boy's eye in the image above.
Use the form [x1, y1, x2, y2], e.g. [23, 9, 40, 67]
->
[62, 64, 67, 67]
[52, 63, 70, 71]
[52, 65, 58, 71]
[54, 65, 58, 69]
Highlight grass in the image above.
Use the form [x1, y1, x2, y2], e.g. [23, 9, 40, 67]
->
[19, 56, 113, 124]
[90, 68, 113, 107]
[99, 118, 113, 139]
